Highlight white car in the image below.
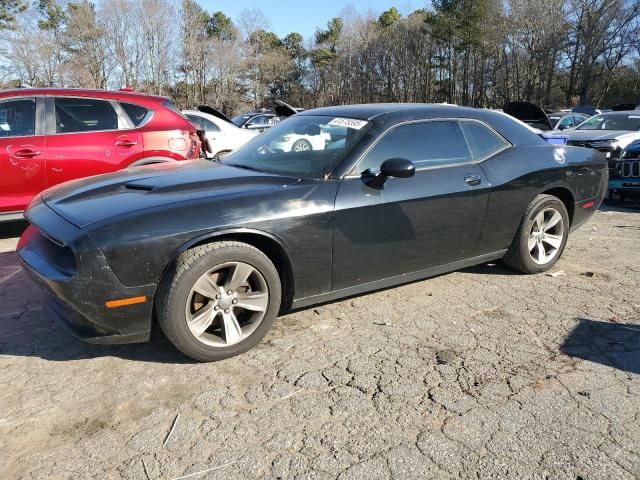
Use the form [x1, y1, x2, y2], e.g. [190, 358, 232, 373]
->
[270, 131, 331, 152]
[183, 106, 258, 158]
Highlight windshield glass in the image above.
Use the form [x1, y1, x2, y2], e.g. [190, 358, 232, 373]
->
[232, 114, 252, 126]
[222, 115, 371, 179]
[576, 113, 640, 131]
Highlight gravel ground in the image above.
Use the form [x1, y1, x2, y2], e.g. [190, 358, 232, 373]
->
[1, 205, 639, 480]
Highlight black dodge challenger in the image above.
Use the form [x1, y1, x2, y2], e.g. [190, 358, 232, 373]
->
[18, 104, 608, 361]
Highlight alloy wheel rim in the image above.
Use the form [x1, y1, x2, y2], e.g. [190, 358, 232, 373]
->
[185, 261, 269, 347]
[528, 207, 564, 265]
[293, 141, 310, 152]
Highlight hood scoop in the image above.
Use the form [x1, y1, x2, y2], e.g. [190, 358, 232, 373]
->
[124, 182, 155, 192]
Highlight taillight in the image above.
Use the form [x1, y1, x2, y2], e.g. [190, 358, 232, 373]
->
[196, 130, 211, 157]
[186, 140, 197, 159]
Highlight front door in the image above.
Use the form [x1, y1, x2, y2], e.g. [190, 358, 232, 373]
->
[332, 119, 506, 290]
[0, 97, 46, 214]
[45, 96, 142, 187]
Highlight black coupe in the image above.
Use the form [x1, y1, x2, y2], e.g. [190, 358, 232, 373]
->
[18, 104, 608, 361]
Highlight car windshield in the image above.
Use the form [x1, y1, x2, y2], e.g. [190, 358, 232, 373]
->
[232, 114, 252, 126]
[576, 113, 640, 131]
[222, 115, 371, 179]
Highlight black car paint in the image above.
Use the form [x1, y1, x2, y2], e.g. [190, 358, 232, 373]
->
[17, 104, 608, 345]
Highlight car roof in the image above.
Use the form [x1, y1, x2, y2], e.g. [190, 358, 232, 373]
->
[301, 103, 544, 146]
[0, 87, 169, 104]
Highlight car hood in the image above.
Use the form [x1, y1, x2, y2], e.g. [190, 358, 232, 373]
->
[503, 101, 552, 130]
[196, 105, 235, 125]
[273, 100, 298, 118]
[42, 160, 299, 228]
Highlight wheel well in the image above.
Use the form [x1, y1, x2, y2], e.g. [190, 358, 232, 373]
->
[189, 233, 295, 313]
[541, 187, 574, 225]
[129, 157, 178, 167]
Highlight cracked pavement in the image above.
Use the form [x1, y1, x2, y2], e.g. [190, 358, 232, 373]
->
[1, 205, 639, 479]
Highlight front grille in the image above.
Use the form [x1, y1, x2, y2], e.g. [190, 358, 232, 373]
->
[621, 160, 640, 178]
[567, 140, 588, 148]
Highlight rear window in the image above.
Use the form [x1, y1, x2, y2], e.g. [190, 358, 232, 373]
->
[120, 102, 150, 126]
[54, 97, 118, 133]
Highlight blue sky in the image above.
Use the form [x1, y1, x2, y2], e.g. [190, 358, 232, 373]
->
[198, 1, 426, 41]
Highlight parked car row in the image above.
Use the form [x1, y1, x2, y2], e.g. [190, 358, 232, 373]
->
[0, 88, 210, 220]
[502, 100, 640, 201]
[0, 86, 308, 221]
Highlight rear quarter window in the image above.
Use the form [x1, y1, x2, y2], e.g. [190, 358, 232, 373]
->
[460, 121, 508, 160]
[120, 102, 151, 126]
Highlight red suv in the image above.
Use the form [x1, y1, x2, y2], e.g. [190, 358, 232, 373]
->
[0, 88, 206, 220]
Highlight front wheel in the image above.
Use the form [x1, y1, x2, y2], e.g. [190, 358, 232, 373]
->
[156, 241, 282, 362]
[503, 194, 570, 274]
[292, 139, 312, 152]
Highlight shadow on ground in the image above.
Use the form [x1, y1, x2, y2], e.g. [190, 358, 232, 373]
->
[0, 220, 27, 239]
[0, 251, 194, 364]
[561, 318, 640, 375]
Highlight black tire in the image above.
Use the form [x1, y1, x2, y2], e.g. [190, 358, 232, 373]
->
[291, 139, 312, 152]
[156, 241, 281, 362]
[503, 194, 570, 274]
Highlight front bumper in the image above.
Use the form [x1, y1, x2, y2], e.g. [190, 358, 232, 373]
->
[609, 178, 640, 196]
[17, 202, 155, 345]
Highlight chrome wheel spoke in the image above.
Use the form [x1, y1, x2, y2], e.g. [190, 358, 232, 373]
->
[188, 303, 216, 337]
[222, 311, 243, 345]
[235, 292, 268, 312]
[225, 263, 254, 291]
[545, 211, 562, 230]
[536, 241, 546, 263]
[534, 212, 545, 231]
[543, 233, 562, 249]
[193, 275, 218, 300]
[528, 234, 537, 252]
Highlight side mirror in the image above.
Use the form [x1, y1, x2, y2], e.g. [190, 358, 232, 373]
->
[381, 158, 415, 178]
[364, 158, 415, 188]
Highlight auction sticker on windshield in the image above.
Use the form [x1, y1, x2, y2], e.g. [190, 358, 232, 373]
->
[327, 118, 369, 129]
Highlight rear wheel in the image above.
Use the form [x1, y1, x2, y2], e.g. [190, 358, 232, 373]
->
[156, 241, 281, 362]
[503, 194, 570, 274]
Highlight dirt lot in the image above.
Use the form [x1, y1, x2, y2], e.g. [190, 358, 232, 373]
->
[1, 205, 639, 480]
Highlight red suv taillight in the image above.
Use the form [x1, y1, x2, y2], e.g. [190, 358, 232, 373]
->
[186, 132, 200, 159]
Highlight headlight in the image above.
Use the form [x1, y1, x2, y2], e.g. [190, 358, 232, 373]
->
[590, 139, 619, 149]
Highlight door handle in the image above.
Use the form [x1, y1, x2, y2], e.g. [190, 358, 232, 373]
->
[14, 149, 41, 158]
[115, 140, 138, 147]
[464, 175, 482, 186]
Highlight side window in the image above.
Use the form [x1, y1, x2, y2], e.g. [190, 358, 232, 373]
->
[249, 115, 268, 126]
[356, 121, 472, 173]
[199, 117, 220, 133]
[120, 102, 150, 127]
[460, 121, 508, 159]
[186, 115, 221, 133]
[0, 98, 36, 137]
[54, 97, 118, 133]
